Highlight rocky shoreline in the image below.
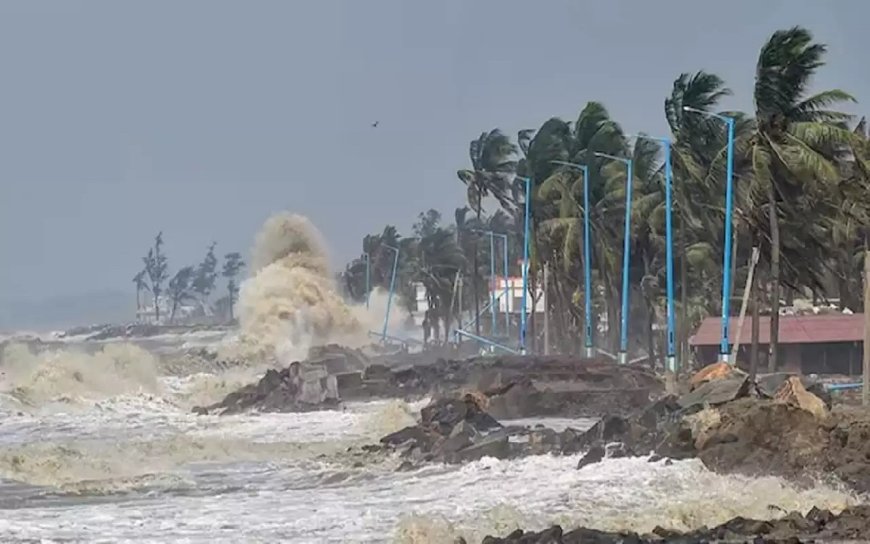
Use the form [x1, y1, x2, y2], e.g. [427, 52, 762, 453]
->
[193, 346, 661, 417]
[193, 347, 870, 542]
[478, 504, 870, 543]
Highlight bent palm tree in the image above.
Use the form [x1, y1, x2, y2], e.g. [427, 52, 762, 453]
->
[458, 129, 517, 336]
[747, 26, 857, 369]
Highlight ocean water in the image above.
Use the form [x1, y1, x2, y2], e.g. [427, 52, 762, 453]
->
[0, 341, 858, 543]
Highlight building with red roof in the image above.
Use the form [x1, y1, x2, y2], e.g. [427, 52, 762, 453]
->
[689, 313, 864, 374]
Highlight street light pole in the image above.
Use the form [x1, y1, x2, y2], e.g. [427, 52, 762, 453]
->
[381, 244, 400, 343]
[489, 231, 497, 337]
[499, 233, 509, 337]
[683, 106, 736, 364]
[470, 228, 510, 339]
[519, 176, 531, 354]
[595, 152, 634, 365]
[551, 160, 594, 358]
[631, 135, 677, 377]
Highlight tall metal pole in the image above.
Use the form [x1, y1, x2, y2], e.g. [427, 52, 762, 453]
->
[581, 166, 593, 358]
[619, 159, 634, 365]
[720, 118, 736, 363]
[663, 140, 676, 375]
[501, 234, 510, 337]
[382, 245, 399, 343]
[489, 232, 497, 337]
[363, 252, 371, 310]
[683, 107, 737, 365]
[520, 176, 531, 354]
[596, 153, 633, 364]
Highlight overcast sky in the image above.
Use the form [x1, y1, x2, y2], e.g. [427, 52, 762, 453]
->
[0, 0, 867, 306]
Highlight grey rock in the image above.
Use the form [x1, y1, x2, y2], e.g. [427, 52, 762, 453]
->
[577, 444, 605, 469]
[451, 432, 510, 463]
[679, 376, 750, 410]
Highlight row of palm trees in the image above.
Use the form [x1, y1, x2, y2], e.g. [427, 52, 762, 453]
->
[342, 26, 870, 371]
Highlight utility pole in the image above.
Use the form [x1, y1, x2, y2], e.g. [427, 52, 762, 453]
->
[543, 263, 550, 355]
[732, 247, 760, 364]
[863, 244, 870, 406]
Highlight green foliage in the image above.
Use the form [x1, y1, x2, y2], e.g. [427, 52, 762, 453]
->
[142, 232, 169, 322]
[167, 266, 195, 323]
[192, 242, 219, 301]
[345, 26, 868, 360]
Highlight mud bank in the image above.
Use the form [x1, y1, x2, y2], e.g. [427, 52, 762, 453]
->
[480, 504, 870, 543]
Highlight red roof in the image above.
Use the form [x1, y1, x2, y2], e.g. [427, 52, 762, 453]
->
[689, 314, 864, 346]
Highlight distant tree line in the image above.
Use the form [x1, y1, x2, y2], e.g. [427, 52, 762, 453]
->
[133, 232, 245, 324]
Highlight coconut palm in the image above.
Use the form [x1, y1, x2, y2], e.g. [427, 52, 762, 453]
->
[457, 129, 517, 336]
[742, 26, 857, 369]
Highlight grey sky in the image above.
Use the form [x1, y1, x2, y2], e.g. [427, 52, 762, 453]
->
[0, 1, 867, 310]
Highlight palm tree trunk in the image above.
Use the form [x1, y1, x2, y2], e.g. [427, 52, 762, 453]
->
[679, 217, 689, 370]
[646, 300, 656, 368]
[528, 271, 538, 353]
[768, 189, 781, 373]
[749, 263, 761, 381]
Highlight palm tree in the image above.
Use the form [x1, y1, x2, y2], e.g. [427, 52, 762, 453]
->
[665, 71, 735, 365]
[744, 26, 856, 370]
[132, 269, 148, 316]
[457, 129, 517, 337]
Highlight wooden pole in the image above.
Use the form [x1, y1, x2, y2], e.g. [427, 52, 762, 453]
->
[863, 247, 870, 406]
[732, 247, 760, 364]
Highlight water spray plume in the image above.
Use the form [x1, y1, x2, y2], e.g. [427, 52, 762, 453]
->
[229, 212, 382, 363]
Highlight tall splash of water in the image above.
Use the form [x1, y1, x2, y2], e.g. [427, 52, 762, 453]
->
[230, 213, 367, 363]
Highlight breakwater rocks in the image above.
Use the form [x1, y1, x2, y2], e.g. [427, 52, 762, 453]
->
[192, 344, 369, 415]
[573, 364, 870, 496]
[479, 505, 870, 543]
[377, 393, 595, 466]
[195, 349, 662, 416]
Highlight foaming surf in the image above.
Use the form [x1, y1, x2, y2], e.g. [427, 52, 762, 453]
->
[0, 343, 161, 409]
[0, 212, 856, 543]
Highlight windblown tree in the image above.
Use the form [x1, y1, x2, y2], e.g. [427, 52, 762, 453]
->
[132, 269, 148, 314]
[191, 242, 219, 315]
[457, 129, 517, 337]
[143, 232, 169, 323]
[341, 25, 868, 368]
[167, 266, 195, 323]
[409, 211, 465, 342]
[222, 252, 245, 322]
[740, 26, 859, 370]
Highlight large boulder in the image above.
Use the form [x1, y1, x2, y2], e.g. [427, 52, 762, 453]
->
[678, 375, 750, 410]
[773, 376, 828, 418]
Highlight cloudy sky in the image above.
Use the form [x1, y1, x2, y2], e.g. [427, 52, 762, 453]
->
[0, 0, 867, 323]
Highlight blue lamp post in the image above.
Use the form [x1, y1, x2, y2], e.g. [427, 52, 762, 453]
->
[489, 232, 497, 336]
[550, 160, 594, 358]
[518, 176, 531, 354]
[381, 244, 400, 343]
[631, 135, 677, 374]
[595, 152, 634, 365]
[496, 232, 509, 337]
[683, 106, 736, 364]
[472, 229, 510, 338]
